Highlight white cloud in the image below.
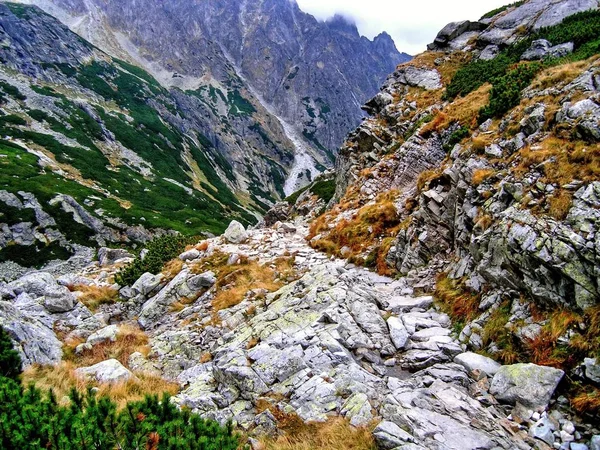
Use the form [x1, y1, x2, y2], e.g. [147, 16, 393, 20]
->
[295, 0, 511, 55]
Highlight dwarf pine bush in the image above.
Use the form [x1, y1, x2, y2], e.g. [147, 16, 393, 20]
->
[0, 327, 240, 449]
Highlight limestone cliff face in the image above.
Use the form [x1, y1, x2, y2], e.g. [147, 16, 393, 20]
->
[12, 0, 410, 192]
[310, 0, 600, 411]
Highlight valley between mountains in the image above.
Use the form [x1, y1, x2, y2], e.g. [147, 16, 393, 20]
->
[1, 0, 600, 449]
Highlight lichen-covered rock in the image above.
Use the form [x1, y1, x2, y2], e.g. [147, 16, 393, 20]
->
[490, 363, 564, 408]
[0, 300, 63, 367]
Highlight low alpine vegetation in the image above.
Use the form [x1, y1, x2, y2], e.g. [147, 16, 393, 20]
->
[0, 326, 240, 448]
[116, 234, 197, 286]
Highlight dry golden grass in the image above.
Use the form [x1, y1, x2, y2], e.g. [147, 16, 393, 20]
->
[472, 169, 495, 186]
[260, 416, 376, 450]
[200, 352, 213, 363]
[530, 58, 596, 91]
[514, 137, 600, 186]
[22, 362, 179, 410]
[421, 84, 492, 137]
[246, 336, 259, 349]
[162, 258, 184, 281]
[211, 260, 285, 313]
[547, 190, 573, 220]
[65, 324, 150, 367]
[474, 214, 493, 231]
[434, 274, 480, 324]
[309, 191, 401, 275]
[571, 385, 600, 415]
[71, 284, 119, 312]
[416, 169, 444, 193]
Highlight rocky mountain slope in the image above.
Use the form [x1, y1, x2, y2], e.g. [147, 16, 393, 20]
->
[3, 0, 600, 449]
[0, 2, 296, 277]
[304, 0, 600, 427]
[10, 0, 410, 193]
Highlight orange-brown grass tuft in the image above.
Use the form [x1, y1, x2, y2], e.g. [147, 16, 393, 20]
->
[65, 324, 150, 368]
[571, 385, 600, 415]
[434, 274, 480, 325]
[472, 169, 495, 186]
[211, 260, 285, 313]
[547, 190, 573, 220]
[260, 415, 376, 450]
[309, 191, 401, 275]
[162, 259, 184, 281]
[22, 362, 179, 410]
[71, 284, 119, 312]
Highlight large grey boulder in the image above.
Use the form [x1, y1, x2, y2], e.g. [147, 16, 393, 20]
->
[75, 359, 134, 384]
[396, 66, 442, 91]
[131, 272, 163, 296]
[522, 39, 574, 60]
[490, 363, 564, 408]
[454, 352, 501, 377]
[0, 300, 63, 367]
[8, 272, 76, 313]
[186, 271, 216, 291]
[223, 220, 248, 244]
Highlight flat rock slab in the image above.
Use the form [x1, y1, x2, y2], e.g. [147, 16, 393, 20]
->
[454, 352, 502, 377]
[385, 296, 434, 313]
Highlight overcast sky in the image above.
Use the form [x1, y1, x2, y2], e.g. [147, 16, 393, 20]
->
[295, 0, 510, 55]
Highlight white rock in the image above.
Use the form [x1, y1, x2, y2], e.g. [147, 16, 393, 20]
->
[223, 220, 248, 244]
[75, 359, 134, 384]
[454, 352, 502, 377]
[87, 325, 119, 346]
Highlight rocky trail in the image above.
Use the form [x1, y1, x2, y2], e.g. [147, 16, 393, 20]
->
[2, 219, 595, 449]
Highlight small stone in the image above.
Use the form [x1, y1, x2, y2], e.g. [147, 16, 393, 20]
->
[179, 249, 200, 261]
[87, 325, 119, 346]
[387, 317, 409, 350]
[530, 418, 556, 446]
[570, 444, 589, 450]
[562, 421, 576, 435]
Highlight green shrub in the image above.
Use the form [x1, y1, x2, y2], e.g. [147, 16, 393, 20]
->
[446, 9, 600, 121]
[0, 327, 240, 449]
[444, 126, 470, 152]
[0, 328, 21, 381]
[479, 63, 540, 121]
[115, 234, 197, 286]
